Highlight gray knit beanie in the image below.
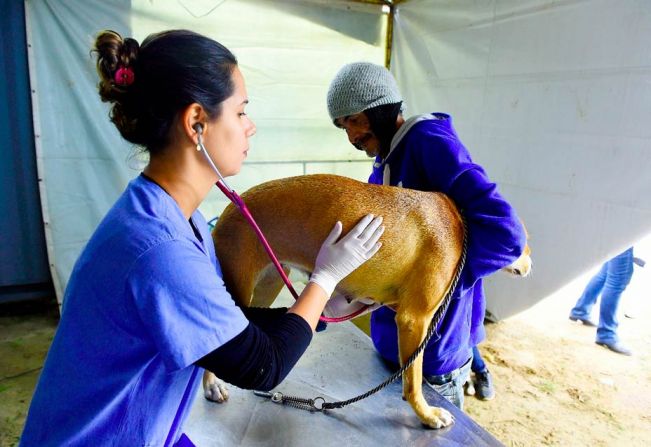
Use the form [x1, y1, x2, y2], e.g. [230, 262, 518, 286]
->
[327, 62, 403, 122]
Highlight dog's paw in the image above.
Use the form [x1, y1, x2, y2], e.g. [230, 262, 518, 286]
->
[423, 407, 454, 429]
[204, 376, 229, 403]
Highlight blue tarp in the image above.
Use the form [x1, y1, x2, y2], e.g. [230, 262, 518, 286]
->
[0, 0, 51, 302]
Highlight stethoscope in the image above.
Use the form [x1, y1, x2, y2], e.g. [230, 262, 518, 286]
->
[194, 123, 233, 192]
[193, 123, 367, 323]
[193, 123, 304, 308]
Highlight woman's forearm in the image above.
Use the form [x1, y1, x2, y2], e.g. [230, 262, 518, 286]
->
[287, 282, 330, 330]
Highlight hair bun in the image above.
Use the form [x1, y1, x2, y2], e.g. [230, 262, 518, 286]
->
[93, 30, 142, 143]
[94, 31, 140, 99]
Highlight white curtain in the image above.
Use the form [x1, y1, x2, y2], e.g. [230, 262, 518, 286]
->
[29, 0, 651, 316]
[392, 0, 651, 319]
[25, 0, 387, 304]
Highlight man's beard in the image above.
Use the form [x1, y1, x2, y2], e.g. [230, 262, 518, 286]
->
[353, 136, 385, 158]
[352, 130, 393, 159]
[364, 102, 403, 160]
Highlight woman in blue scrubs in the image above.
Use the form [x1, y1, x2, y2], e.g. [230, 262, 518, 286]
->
[20, 30, 383, 446]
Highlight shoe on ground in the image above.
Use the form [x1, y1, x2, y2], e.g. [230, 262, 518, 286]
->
[569, 315, 597, 327]
[596, 340, 632, 356]
[474, 370, 495, 401]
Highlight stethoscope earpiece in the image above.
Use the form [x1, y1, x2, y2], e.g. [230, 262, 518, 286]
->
[194, 122, 233, 191]
[194, 123, 204, 151]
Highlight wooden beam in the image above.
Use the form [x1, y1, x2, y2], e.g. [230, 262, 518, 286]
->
[385, 5, 394, 69]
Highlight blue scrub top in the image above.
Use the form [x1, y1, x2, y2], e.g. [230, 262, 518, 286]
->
[21, 175, 248, 446]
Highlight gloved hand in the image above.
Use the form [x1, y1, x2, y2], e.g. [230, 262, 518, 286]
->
[309, 214, 384, 297]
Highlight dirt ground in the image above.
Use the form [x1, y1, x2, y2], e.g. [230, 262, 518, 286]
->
[1, 255, 650, 446]
[463, 259, 651, 447]
[0, 300, 58, 447]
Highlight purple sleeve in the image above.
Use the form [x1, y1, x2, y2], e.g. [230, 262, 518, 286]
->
[411, 129, 526, 294]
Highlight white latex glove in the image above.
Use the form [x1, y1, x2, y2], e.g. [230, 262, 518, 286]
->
[309, 214, 384, 297]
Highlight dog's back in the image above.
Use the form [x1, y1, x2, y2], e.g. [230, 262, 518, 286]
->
[213, 174, 464, 308]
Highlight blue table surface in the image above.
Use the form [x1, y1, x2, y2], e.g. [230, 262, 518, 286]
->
[185, 316, 503, 447]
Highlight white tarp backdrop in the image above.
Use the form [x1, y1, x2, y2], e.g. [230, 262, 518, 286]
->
[392, 0, 651, 319]
[25, 0, 386, 303]
[26, 0, 651, 319]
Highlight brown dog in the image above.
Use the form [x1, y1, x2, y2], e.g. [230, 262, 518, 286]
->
[203, 174, 530, 428]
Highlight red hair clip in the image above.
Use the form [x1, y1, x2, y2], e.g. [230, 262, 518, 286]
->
[114, 66, 135, 86]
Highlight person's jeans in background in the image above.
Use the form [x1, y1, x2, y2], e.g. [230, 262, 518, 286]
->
[570, 247, 634, 344]
[471, 345, 487, 373]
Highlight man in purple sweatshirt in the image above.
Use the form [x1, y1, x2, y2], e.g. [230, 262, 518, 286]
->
[326, 62, 526, 409]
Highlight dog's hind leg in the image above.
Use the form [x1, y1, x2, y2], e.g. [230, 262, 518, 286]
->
[396, 297, 454, 429]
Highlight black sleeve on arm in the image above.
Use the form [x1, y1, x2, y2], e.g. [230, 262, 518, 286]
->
[239, 306, 289, 332]
[196, 313, 312, 391]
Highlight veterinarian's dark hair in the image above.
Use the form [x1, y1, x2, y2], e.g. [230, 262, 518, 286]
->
[93, 29, 238, 154]
[364, 101, 403, 156]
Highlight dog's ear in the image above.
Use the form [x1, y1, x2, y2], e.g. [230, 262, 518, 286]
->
[518, 218, 529, 238]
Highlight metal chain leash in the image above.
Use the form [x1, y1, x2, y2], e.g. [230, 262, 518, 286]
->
[253, 391, 327, 412]
[253, 215, 468, 413]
